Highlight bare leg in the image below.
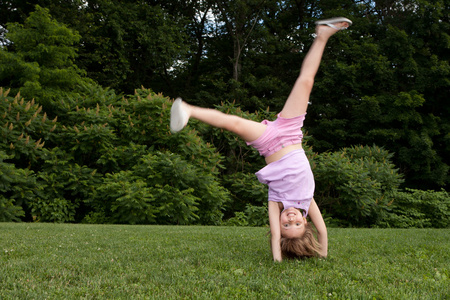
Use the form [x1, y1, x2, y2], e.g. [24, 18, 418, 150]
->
[280, 22, 350, 118]
[181, 102, 267, 142]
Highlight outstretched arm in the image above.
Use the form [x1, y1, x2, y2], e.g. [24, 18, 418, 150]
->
[308, 198, 328, 257]
[268, 201, 282, 262]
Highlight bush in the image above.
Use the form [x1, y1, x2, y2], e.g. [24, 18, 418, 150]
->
[0, 150, 35, 221]
[244, 204, 269, 227]
[313, 144, 449, 228]
[132, 151, 229, 225]
[0, 88, 55, 167]
[379, 188, 450, 228]
[313, 145, 403, 227]
[222, 204, 268, 227]
[86, 151, 229, 225]
[2, 81, 446, 228]
[31, 147, 101, 223]
[222, 211, 248, 226]
[86, 171, 159, 225]
[222, 172, 267, 214]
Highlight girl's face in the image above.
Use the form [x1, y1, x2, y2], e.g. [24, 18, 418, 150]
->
[280, 207, 307, 238]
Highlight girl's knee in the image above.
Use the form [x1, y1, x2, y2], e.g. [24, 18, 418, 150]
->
[228, 116, 266, 142]
[297, 77, 315, 91]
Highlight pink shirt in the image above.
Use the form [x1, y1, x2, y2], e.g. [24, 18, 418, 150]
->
[255, 149, 314, 216]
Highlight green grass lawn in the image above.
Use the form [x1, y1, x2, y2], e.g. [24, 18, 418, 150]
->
[1, 223, 448, 299]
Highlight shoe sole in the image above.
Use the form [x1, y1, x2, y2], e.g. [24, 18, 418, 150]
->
[315, 17, 353, 29]
[170, 98, 188, 133]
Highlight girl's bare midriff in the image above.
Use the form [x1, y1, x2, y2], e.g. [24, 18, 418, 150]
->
[265, 143, 303, 164]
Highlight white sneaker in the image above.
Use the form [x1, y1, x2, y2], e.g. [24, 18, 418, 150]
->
[170, 98, 189, 133]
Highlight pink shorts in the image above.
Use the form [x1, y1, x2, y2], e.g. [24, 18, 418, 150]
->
[246, 113, 305, 157]
[255, 149, 314, 216]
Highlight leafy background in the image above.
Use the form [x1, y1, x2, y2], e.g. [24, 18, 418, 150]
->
[0, 1, 448, 227]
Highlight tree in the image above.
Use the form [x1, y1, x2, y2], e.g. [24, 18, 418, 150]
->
[0, 5, 89, 117]
[54, 0, 190, 95]
[213, 0, 268, 82]
[307, 0, 449, 189]
[1, 0, 448, 192]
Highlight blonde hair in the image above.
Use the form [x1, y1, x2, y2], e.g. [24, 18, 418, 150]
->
[280, 223, 321, 259]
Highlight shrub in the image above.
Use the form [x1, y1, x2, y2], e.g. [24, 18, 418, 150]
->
[0, 88, 55, 167]
[87, 171, 160, 225]
[0, 150, 35, 221]
[31, 147, 101, 223]
[244, 204, 269, 227]
[379, 188, 450, 228]
[86, 150, 229, 225]
[222, 172, 267, 214]
[222, 211, 249, 226]
[132, 151, 229, 225]
[313, 145, 403, 227]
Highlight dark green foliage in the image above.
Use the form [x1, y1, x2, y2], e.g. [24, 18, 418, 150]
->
[314, 145, 404, 227]
[0, 5, 91, 117]
[131, 151, 227, 225]
[57, 85, 231, 225]
[244, 204, 269, 227]
[33, 147, 100, 223]
[313, 145, 450, 228]
[1, 78, 231, 224]
[0, 151, 33, 221]
[0, 89, 54, 166]
[87, 170, 160, 225]
[1, 2, 448, 227]
[1, 1, 449, 190]
[380, 189, 450, 228]
[308, 2, 449, 189]
[222, 173, 267, 211]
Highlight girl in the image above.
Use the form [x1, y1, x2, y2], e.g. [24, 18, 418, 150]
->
[170, 18, 352, 262]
